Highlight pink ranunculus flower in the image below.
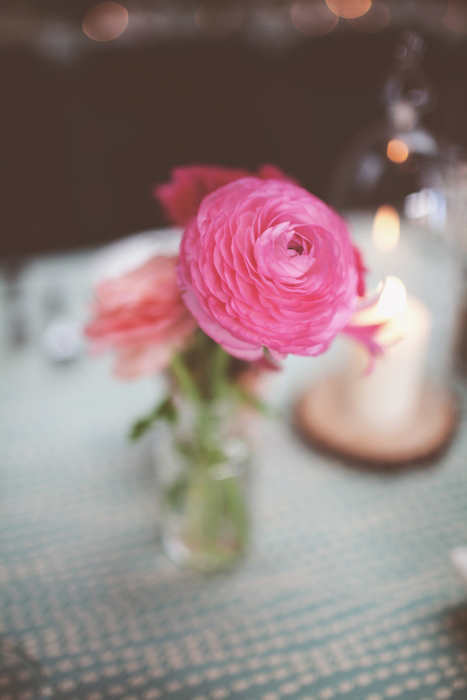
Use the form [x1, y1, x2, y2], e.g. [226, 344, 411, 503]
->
[85, 255, 196, 379]
[154, 164, 296, 227]
[178, 178, 361, 362]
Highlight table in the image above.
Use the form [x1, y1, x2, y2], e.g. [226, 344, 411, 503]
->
[1, 246, 467, 700]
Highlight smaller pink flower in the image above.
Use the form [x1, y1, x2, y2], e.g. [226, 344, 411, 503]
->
[154, 164, 296, 227]
[85, 256, 196, 379]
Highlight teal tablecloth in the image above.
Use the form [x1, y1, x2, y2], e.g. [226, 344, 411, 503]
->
[1, 249, 467, 700]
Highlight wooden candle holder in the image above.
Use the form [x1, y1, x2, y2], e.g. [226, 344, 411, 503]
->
[294, 376, 459, 467]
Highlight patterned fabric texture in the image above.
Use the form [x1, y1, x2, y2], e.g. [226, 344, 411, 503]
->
[1, 249, 467, 700]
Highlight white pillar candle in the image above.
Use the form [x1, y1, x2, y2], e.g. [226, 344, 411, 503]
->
[344, 276, 433, 433]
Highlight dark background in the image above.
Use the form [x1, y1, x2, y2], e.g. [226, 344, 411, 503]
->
[1, 0, 467, 258]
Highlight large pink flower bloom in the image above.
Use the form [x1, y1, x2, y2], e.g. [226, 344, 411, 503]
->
[85, 255, 196, 379]
[154, 164, 296, 227]
[178, 178, 361, 362]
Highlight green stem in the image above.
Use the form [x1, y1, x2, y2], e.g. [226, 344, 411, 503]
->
[210, 343, 230, 401]
[170, 353, 201, 404]
[181, 467, 248, 568]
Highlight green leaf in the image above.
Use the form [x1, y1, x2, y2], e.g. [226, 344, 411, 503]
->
[129, 396, 177, 441]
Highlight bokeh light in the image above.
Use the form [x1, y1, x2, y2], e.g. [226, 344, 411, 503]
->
[348, 0, 390, 32]
[325, 0, 372, 19]
[387, 138, 409, 164]
[443, 0, 467, 34]
[372, 205, 400, 253]
[195, 1, 244, 38]
[291, 0, 338, 36]
[82, 2, 129, 42]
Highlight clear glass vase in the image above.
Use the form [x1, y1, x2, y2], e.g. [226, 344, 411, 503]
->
[154, 397, 252, 573]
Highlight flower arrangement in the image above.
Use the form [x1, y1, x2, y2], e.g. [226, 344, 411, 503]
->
[85, 164, 375, 571]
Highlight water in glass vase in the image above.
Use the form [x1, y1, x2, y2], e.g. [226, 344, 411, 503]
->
[154, 399, 251, 573]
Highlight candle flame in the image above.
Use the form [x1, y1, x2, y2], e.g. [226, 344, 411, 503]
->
[372, 205, 400, 253]
[376, 276, 406, 322]
[351, 275, 407, 328]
